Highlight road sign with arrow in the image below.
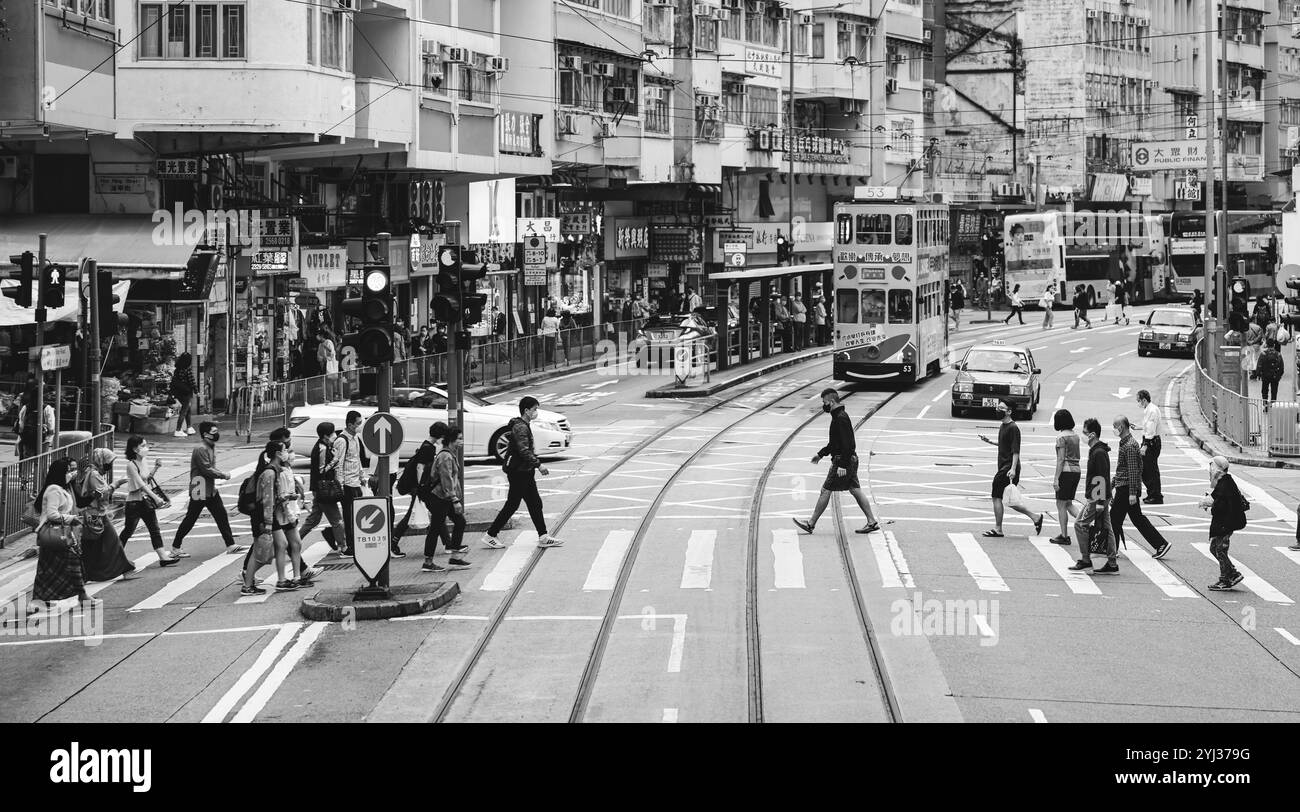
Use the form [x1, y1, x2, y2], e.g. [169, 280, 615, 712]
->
[1111, 387, 1132, 399]
[361, 412, 404, 457]
[351, 496, 391, 583]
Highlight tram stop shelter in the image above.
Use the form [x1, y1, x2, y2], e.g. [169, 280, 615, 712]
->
[709, 262, 833, 371]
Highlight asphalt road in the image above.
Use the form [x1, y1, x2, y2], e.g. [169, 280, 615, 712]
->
[3, 306, 1299, 723]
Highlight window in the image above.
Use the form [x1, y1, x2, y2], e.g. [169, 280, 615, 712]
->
[696, 14, 718, 53]
[745, 85, 779, 128]
[320, 2, 350, 70]
[307, 1, 315, 64]
[855, 213, 892, 244]
[720, 7, 741, 40]
[458, 53, 500, 103]
[606, 66, 639, 115]
[644, 83, 671, 133]
[722, 76, 746, 126]
[422, 55, 445, 94]
[836, 288, 859, 323]
[837, 23, 852, 60]
[47, 0, 112, 24]
[888, 289, 913, 324]
[140, 2, 245, 59]
[894, 214, 913, 245]
[861, 290, 885, 323]
[811, 23, 825, 58]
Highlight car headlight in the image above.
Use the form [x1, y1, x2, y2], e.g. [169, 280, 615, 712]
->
[1176, 334, 1189, 341]
[954, 383, 973, 393]
[1140, 331, 1154, 339]
[1009, 386, 1028, 396]
[534, 420, 561, 432]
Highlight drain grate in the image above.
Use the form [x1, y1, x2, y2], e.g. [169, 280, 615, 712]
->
[316, 562, 356, 572]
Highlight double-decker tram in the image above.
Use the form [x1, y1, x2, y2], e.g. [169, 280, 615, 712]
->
[831, 188, 950, 385]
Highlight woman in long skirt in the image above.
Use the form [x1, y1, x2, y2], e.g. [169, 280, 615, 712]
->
[31, 458, 89, 608]
[77, 448, 135, 583]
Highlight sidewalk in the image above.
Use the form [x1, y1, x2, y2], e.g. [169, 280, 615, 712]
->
[1174, 370, 1300, 471]
[646, 346, 835, 398]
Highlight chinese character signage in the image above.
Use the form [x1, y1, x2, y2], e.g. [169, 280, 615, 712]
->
[650, 227, 703, 263]
[604, 218, 650, 259]
[1129, 140, 1218, 171]
[251, 250, 291, 274]
[516, 218, 562, 242]
[561, 213, 593, 235]
[155, 158, 199, 179]
[745, 49, 782, 78]
[256, 217, 297, 248]
[749, 129, 850, 163]
[499, 110, 542, 156]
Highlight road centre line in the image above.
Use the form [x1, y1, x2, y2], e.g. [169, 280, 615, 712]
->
[202, 623, 303, 723]
[229, 622, 328, 723]
[1277, 629, 1300, 646]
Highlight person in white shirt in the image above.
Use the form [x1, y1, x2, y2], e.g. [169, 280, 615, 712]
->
[1136, 389, 1163, 504]
[331, 410, 371, 556]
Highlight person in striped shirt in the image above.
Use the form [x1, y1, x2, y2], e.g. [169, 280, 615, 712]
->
[1109, 415, 1171, 561]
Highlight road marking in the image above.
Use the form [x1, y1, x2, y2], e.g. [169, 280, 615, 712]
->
[871, 530, 915, 588]
[666, 614, 686, 672]
[972, 614, 997, 641]
[917, 405, 930, 419]
[947, 533, 1010, 592]
[229, 621, 328, 723]
[235, 542, 331, 604]
[582, 530, 635, 591]
[931, 391, 947, 403]
[0, 623, 287, 648]
[1075, 367, 1094, 379]
[662, 708, 679, 723]
[680, 530, 716, 589]
[1060, 337, 1089, 345]
[480, 532, 540, 591]
[1030, 538, 1101, 595]
[1191, 543, 1294, 604]
[129, 548, 247, 611]
[202, 623, 302, 723]
[1277, 628, 1300, 646]
[1119, 547, 1197, 598]
[1068, 347, 1090, 354]
[1054, 396, 1065, 410]
[1064, 381, 1076, 393]
[771, 529, 805, 589]
[1031, 346, 1046, 351]
[1276, 547, 1300, 569]
[1029, 708, 1048, 723]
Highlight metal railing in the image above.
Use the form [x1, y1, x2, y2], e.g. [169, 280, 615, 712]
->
[1192, 340, 1300, 458]
[0, 424, 115, 547]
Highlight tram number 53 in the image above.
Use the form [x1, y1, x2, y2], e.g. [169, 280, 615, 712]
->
[902, 364, 913, 373]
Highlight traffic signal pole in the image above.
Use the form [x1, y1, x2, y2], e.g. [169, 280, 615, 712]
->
[35, 234, 48, 456]
[87, 260, 103, 437]
[375, 233, 391, 592]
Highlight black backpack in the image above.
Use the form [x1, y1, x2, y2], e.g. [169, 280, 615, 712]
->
[397, 441, 434, 495]
[500, 423, 518, 473]
[237, 470, 261, 516]
[1232, 490, 1250, 532]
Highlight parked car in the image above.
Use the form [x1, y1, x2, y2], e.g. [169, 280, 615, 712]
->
[951, 342, 1042, 418]
[629, 312, 718, 367]
[287, 386, 572, 463]
[1137, 307, 1202, 358]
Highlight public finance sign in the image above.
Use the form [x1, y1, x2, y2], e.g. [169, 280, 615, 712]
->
[1130, 140, 1219, 171]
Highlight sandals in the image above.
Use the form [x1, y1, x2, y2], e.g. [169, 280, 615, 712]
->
[856, 523, 881, 534]
[982, 529, 1005, 538]
[1033, 514, 1045, 536]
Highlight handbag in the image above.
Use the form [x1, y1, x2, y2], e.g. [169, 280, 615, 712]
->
[37, 522, 74, 553]
[145, 476, 171, 510]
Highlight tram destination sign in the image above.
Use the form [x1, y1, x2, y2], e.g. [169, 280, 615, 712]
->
[836, 250, 913, 264]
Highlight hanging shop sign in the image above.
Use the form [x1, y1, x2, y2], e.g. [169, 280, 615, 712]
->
[300, 248, 348, 288]
[650, 227, 703, 263]
[499, 110, 543, 157]
[95, 175, 148, 195]
[250, 250, 291, 274]
[408, 232, 447, 277]
[561, 212, 594, 235]
[748, 130, 850, 163]
[604, 218, 650, 259]
[155, 158, 199, 179]
[516, 218, 562, 243]
[745, 49, 782, 78]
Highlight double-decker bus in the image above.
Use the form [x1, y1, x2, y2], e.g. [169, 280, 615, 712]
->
[1004, 210, 1165, 307]
[831, 190, 950, 385]
[1162, 210, 1282, 297]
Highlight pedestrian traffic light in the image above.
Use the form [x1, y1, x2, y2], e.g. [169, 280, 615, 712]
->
[432, 245, 462, 325]
[341, 264, 395, 365]
[775, 233, 791, 266]
[1230, 275, 1251, 316]
[463, 293, 488, 326]
[1265, 234, 1279, 268]
[2, 251, 35, 307]
[42, 262, 65, 308]
[96, 271, 120, 339]
[1283, 278, 1300, 330]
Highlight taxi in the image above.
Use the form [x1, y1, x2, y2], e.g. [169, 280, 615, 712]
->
[950, 342, 1042, 418]
[1137, 307, 1201, 358]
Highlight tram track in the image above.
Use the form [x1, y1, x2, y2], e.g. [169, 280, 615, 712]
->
[429, 360, 833, 723]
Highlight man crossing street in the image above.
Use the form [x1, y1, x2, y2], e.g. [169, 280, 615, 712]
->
[1136, 389, 1163, 504]
[792, 389, 881, 535]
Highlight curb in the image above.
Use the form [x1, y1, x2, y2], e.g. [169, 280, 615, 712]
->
[472, 359, 602, 399]
[645, 348, 835, 399]
[1174, 374, 1300, 471]
[299, 581, 460, 622]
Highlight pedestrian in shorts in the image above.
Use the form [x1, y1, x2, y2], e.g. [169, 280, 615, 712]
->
[1201, 456, 1246, 591]
[1049, 409, 1081, 544]
[793, 389, 881, 535]
[982, 400, 1045, 538]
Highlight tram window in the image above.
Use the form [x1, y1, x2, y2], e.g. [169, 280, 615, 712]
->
[888, 289, 913, 324]
[835, 213, 853, 244]
[895, 214, 913, 245]
[856, 213, 892, 244]
[837, 288, 859, 323]
[861, 289, 886, 323]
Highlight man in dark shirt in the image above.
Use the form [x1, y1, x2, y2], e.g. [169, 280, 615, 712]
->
[1201, 455, 1246, 590]
[984, 401, 1044, 538]
[793, 389, 881, 535]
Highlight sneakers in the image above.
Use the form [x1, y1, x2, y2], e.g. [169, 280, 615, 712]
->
[421, 560, 447, 573]
[274, 580, 299, 592]
[444, 545, 470, 556]
[300, 566, 323, 581]
[1091, 562, 1120, 575]
[240, 584, 267, 596]
[1152, 542, 1172, 560]
[538, 534, 564, 548]
[1227, 573, 1244, 588]
[792, 518, 815, 534]
[186, 426, 197, 435]
[1049, 535, 1071, 545]
[1068, 560, 1093, 571]
[390, 547, 407, 559]
[173, 430, 187, 438]
[446, 558, 472, 570]
[1142, 496, 1163, 505]
[483, 536, 507, 549]
[1289, 544, 1300, 552]
[1208, 581, 1233, 591]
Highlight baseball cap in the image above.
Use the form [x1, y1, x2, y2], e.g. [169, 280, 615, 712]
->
[994, 400, 1012, 414]
[1210, 455, 1230, 472]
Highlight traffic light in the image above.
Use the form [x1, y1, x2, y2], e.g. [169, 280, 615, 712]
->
[341, 265, 395, 365]
[1284, 277, 1300, 329]
[1265, 234, 1279, 268]
[460, 252, 488, 326]
[42, 262, 65, 308]
[775, 233, 791, 266]
[2, 251, 35, 307]
[463, 293, 488, 326]
[432, 245, 462, 324]
[97, 272, 120, 339]
[1230, 275, 1251, 316]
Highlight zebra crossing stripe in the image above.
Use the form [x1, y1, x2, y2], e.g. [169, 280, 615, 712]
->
[1191, 543, 1294, 604]
[582, 531, 634, 591]
[1119, 547, 1197, 599]
[771, 529, 805, 589]
[870, 531, 914, 589]
[679, 530, 716, 589]
[480, 532, 539, 592]
[947, 533, 1010, 592]
[1029, 538, 1101, 595]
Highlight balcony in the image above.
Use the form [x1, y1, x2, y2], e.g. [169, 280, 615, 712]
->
[793, 61, 872, 101]
[353, 79, 413, 146]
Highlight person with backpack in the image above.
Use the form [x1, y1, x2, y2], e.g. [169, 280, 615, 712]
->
[422, 422, 471, 573]
[395, 422, 462, 559]
[1244, 318, 1265, 380]
[483, 396, 561, 549]
[256, 441, 308, 592]
[332, 410, 371, 557]
[1201, 456, 1247, 591]
[170, 352, 197, 438]
[949, 281, 965, 333]
[297, 422, 347, 552]
[170, 422, 246, 557]
[1071, 285, 1092, 330]
[1257, 339, 1285, 409]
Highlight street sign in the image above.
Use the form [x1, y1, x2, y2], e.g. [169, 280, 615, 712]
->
[724, 241, 747, 268]
[295, 293, 319, 308]
[361, 411, 404, 457]
[350, 496, 391, 583]
[1175, 182, 1202, 201]
[516, 218, 562, 242]
[40, 344, 71, 371]
[1130, 139, 1219, 171]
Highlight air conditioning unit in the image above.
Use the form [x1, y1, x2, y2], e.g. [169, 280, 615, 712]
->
[886, 78, 899, 94]
[337, 0, 354, 8]
[725, 81, 746, 95]
[769, 5, 789, 20]
[923, 88, 934, 100]
[609, 86, 633, 103]
[1097, 101, 1109, 109]
[557, 112, 582, 136]
[893, 53, 905, 63]
[840, 98, 864, 115]
[799, 13, 813, 25]
[1137, 18, 1148, 27]
[838, 21, 852, 33]
[559, 55, 582, 71]
[723, 0, 740, 9]
[923, 29, 932, 43]
[695, 3, 713, 18]
[0, 156, 17, 179]
[488, 56, 510, 73]
[864, 25, 876, 37]
[594, 117, 614, 138]
[420, 39, 440, 56]
[1087, 9, 1097, 18]
[998, 182, 1024, 197]
[444, 47, 469, 64]
[649, 0, 674, 5]
[1234, 33, 1244, 42]
[716, 8, 732, 20]
[590, 62, 615, 77]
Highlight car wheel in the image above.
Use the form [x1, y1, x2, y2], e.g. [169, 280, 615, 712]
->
[1029, 395, 1038, 416]
[1138, 348, 1147, 357]
[490, 427, 511, 463]
[951, 404, 964, 418]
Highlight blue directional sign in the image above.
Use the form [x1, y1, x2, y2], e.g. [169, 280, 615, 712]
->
[351, 497, 391, 583]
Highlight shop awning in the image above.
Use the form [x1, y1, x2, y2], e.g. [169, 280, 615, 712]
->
[0, 214, 201, 275]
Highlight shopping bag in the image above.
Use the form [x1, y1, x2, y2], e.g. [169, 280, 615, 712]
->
[1002, 483, 1030, 512]
[408, 498, 430, 531]
[1104, 303, 1120, 322]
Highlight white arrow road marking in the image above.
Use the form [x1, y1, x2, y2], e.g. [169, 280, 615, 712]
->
[947, 533, 1010, 592]
[202, 623, 302, 723]
[1191, 543, 1294, 604]
[1111, 387, 1132, 399]
[771, 529, 805, 589]
[1030, 538, 1101, 595]
[582, 531, 635, 591]
[680, 530, 716, 589]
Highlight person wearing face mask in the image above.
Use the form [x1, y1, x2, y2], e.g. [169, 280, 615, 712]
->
[31, 458, 90, 609]
[332, 411, 372, 557]
[257, 441, 308, 592]
[1069, 418, 1118, 574]
[1201, 456, 1247, 591]
[484, 396, 561, 549]
[1109, 415, 1171, 561]
[422, 422, 472, 573]
[792, 389, 881, 535]
[297, 422, 347, 552]
[170, 422, 247, 557]
[121, 435, 177, 566]
[77, 448, 135, 583]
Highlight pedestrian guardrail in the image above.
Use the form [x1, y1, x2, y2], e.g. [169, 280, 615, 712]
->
[0, 424, 115, 547]
[1192, 339, 1300, 458]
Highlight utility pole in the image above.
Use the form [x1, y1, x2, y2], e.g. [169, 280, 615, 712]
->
[787, 5, 795, 269]
[1218, 0, 1230, 322]
[1203, 0, 1219, 380]
[87, 259, 103, 436]
[1011, 35, 1019, 190]
[35, 234, 49, 456]
[374, 233, 391, 592]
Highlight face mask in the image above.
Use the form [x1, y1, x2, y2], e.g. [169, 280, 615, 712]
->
[207, 432, 220, 443]
[67, 470, 77, 483]
[822, 403, 833, 413]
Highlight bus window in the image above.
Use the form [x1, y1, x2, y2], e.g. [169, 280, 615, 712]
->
[861, 289, 886, 323]
[895, 214, 914, 245]
[888, 289, 913, 324]
[856, 214, 891, 244]
[837, 288, 859, 323]
[835, 213, 853, 245]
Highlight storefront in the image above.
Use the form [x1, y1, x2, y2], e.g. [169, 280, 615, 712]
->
[603, 217, 650, 319]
